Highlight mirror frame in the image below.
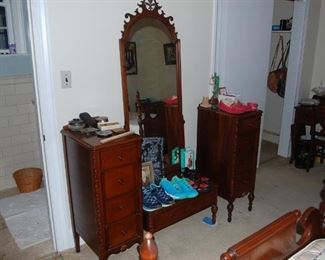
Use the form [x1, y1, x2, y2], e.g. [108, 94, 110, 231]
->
[119, 0, 184, 145]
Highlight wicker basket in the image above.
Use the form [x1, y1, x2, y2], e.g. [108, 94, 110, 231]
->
[13, 167, 43, 193]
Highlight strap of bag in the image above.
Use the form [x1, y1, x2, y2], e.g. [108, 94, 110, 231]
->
[283, 40, 290, 66]
[277, 39, 290, 69]
[270, 35, 283, 71]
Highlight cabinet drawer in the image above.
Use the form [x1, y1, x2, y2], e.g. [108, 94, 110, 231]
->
[105, 192, 139, 224]
[295, 106, 316, 125]
[101, 143, 139, 169]
[238, 115, 260, 135]
[107, 215, 139, 248]
[235, 135, 258, 178]
[103, 165, 137, 199]
[153, 204, 186, 231]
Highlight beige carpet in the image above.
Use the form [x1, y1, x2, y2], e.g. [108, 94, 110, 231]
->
[0, 157, 324, 259]
[59, 157, 324, 260]
[259, 140, 278, 164]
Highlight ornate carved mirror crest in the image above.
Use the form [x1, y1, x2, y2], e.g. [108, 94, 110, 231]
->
[121, 0, 178, 41]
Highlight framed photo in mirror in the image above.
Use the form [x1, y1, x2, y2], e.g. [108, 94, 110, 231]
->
[219, 87, 227, 95]
[164, 43, 176, 65]
[125, 42, 138, 75]
[142, 161, 154, 186]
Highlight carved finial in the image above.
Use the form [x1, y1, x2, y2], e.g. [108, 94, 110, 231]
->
[121, 0, 177, 40]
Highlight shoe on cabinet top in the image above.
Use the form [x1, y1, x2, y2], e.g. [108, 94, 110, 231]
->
[171, 176, 199, 199]
[149, 184, 175, 207]
[160, 178, 187, 200]
[142, 186, 162, 212]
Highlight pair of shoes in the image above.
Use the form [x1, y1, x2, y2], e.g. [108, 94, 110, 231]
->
[149, 184, 175, 207]
[186, 176, 210, 192]
[160, 176, 198, 200]
[142, 184, 175, 212]
[172, 176, 198, 198]
[142, 186, 161, 212]
[197, 176, 210, 192]
[183, 168, 200, 182]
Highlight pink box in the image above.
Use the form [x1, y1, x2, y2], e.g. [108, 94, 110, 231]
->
[247, 102, 258, 111]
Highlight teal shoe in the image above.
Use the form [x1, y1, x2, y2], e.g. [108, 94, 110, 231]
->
[160, 178, 187, 200]
[171, 176, 199, 199]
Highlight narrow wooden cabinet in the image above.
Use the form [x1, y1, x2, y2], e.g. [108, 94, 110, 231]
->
[61, 127, 143, 259]
[196, 107, 262, 222]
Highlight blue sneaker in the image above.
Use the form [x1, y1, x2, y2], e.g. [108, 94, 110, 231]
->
[142, 186, 162, 212]
[149, 184, 175, 207]
[160, 178, 187, 200]
[171, 176, 198, 199]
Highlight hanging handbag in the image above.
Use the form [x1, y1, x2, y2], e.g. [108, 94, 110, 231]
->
[267, 37, 290, 98]
[276, 40, 290, 98]
[267, 36, 284, 93]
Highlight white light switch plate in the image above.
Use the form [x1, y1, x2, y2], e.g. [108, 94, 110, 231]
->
[61, 71, 72, 89]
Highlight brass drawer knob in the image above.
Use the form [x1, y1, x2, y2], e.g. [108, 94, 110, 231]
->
[117, 178, 125, 185]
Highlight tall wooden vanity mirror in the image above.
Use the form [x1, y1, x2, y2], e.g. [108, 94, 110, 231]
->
[119, 0, 185, 168]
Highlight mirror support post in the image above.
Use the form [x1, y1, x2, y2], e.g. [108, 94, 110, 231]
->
[119, 39, 130, 131]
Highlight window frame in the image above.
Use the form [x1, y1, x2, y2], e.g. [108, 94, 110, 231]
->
[0, 0, 15, 54]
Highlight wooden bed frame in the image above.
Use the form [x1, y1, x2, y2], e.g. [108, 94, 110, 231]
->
[220, 196, 325, 259]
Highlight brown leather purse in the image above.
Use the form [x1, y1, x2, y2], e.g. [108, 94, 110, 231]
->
[267, 36, 290, 97]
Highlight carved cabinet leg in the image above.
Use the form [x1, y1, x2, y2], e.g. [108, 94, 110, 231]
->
[227, 200, 234, 222]
[248, 192, 255, 211]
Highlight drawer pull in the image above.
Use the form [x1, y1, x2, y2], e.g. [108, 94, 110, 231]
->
[118, 155, 124, 161]
[120, 244, 127, 251]
[117, 178, 125, 185]
[121, 229, 128, 236]
[118, 205, 125, 210]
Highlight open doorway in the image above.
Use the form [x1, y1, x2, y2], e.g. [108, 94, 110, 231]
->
[0, 0, 54, 258]
[261, 0, 294, 164]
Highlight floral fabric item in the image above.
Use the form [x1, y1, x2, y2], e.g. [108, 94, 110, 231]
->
[141, 137, 164, 184]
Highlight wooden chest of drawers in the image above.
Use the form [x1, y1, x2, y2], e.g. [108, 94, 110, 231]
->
[61, 128, 143, 259]
[196, 107, 262, 222]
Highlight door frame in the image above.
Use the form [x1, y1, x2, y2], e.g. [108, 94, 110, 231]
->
[214, 0, 310, 159]
[27, 0, 74, 251]
[278, 0, 310, 157]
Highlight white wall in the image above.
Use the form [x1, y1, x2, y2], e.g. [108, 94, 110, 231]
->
[310, 1, 325, 94]
[216, 0, 274, 119]
[41, 0, 213, 251]
[46, 0, 212, 151]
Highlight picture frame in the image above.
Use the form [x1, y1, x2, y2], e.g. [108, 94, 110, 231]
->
[125, 42, 138, 75]
[142, 161, 154, 186]
[219, 87, 227, 95]
[171, 147, 180, 165]
[163, 43, 176, 65]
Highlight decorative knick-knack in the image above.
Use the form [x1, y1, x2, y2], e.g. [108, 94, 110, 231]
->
[210, 72, 220, 109]
[200, 96, 211, 108]
[139, 232, 158, 260]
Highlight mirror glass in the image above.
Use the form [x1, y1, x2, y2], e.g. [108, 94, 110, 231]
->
[127, 18, 177, 127]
